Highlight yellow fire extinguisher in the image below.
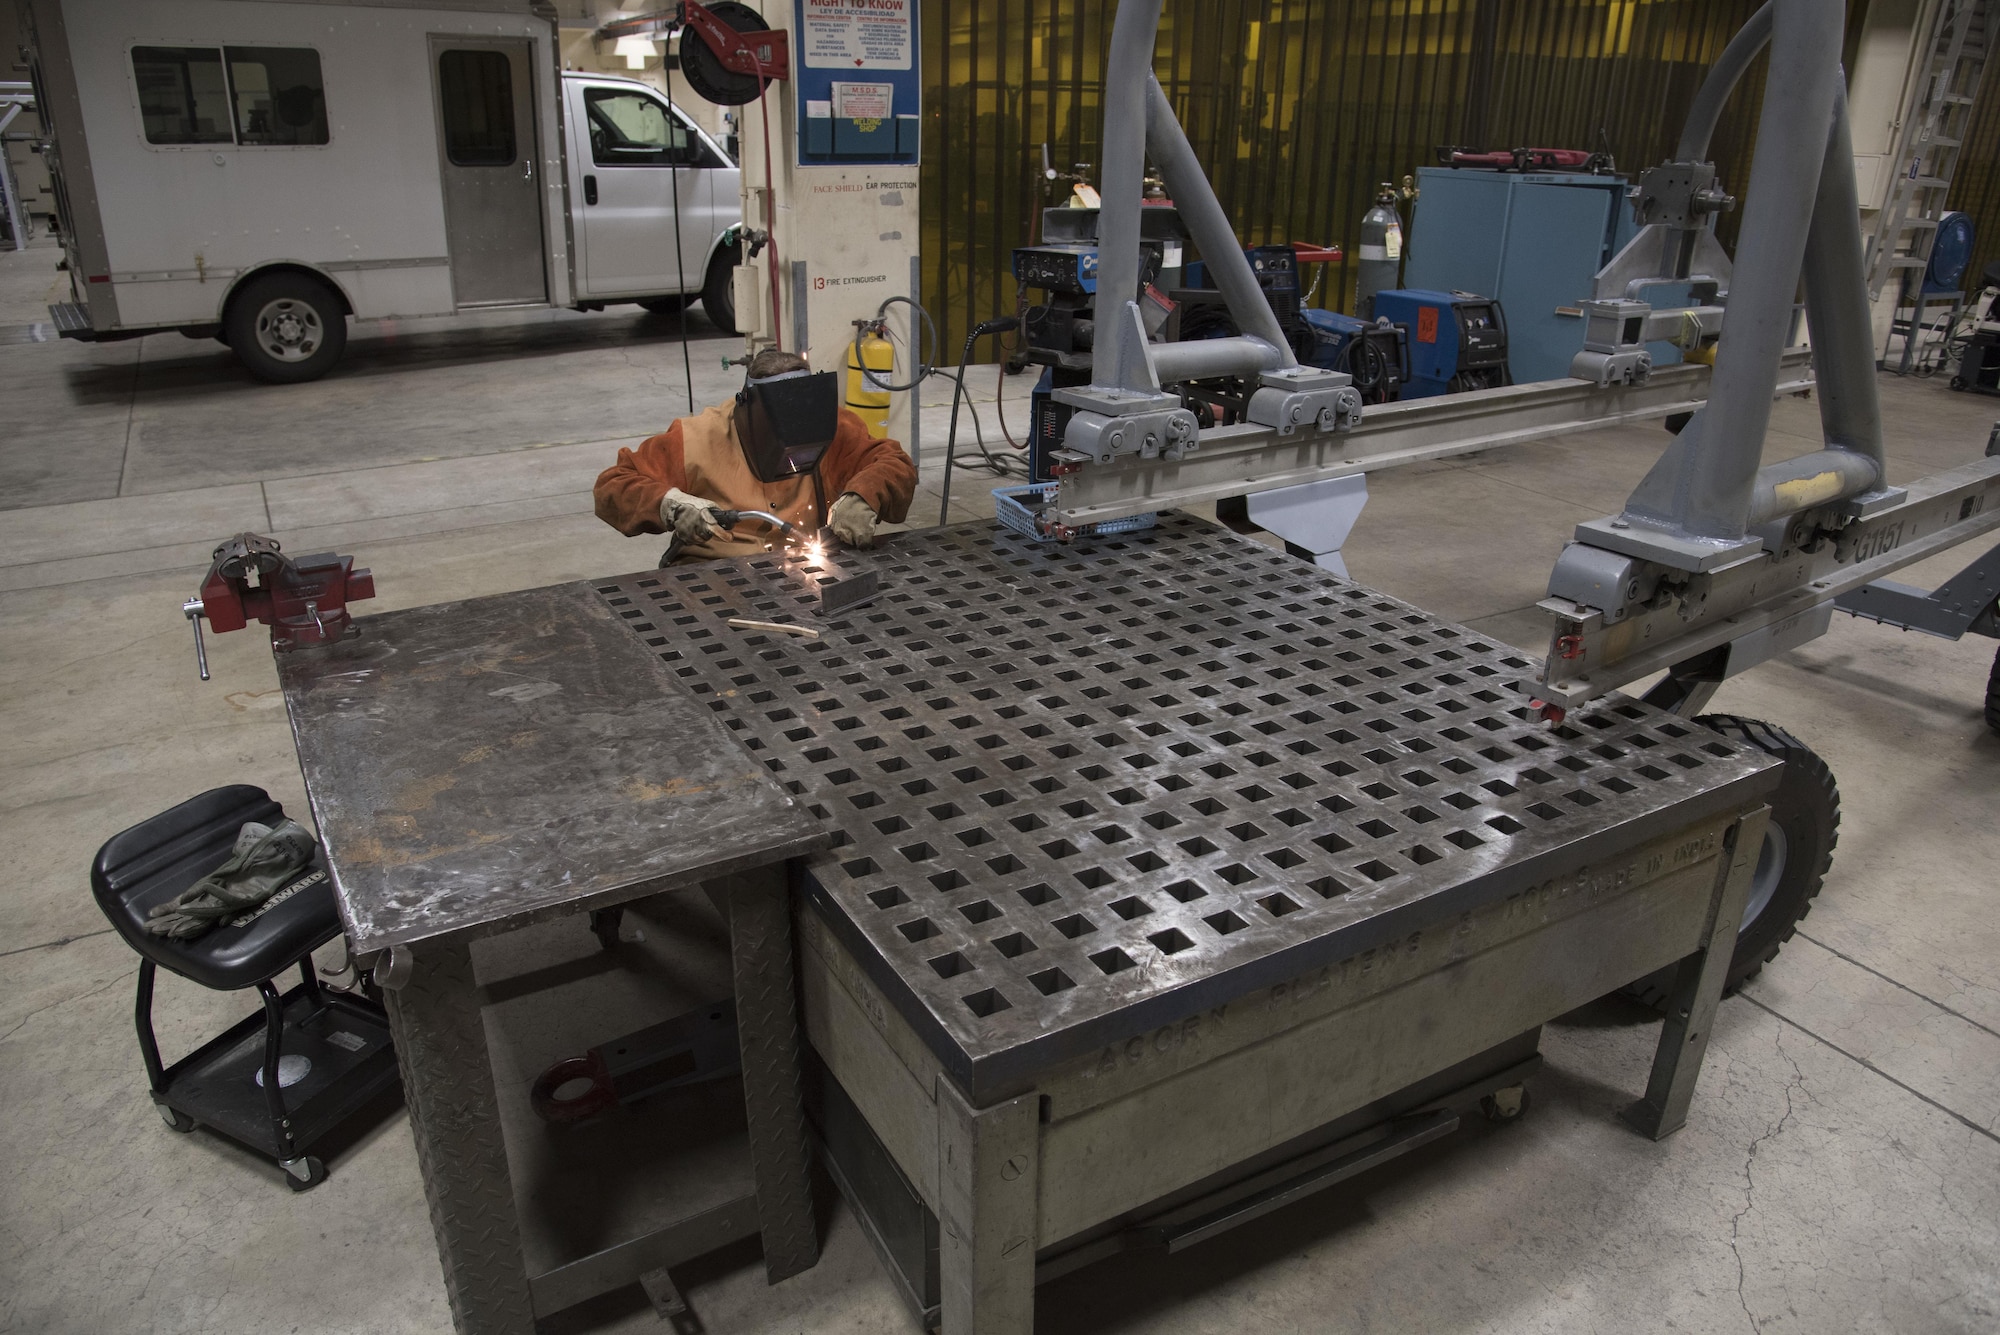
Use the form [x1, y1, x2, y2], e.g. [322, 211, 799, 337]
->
[845, 328, 894, 438]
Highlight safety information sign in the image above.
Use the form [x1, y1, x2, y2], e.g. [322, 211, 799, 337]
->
[801, 0, 913, 70]
[832, 82, 893, 119]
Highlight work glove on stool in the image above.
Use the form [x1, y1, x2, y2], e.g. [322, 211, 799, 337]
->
[144, 818, 320, 940]
[828, 492, 879, 548]
[660, 487, 722, 547]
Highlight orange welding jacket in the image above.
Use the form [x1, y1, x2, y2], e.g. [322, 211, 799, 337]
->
[594, 402, 917, 561]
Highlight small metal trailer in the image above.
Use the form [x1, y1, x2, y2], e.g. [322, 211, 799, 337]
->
[21, 0, 741, 382]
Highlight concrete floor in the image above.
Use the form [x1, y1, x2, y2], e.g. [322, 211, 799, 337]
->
[2, 233, 1997, 1334]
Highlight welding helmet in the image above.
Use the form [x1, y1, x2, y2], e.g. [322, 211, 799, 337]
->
[734, 368, 840, 482]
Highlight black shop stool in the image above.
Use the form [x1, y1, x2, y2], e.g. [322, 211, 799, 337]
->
[92, 785, 400, 1191]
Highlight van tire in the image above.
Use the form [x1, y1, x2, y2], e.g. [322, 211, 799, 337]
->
[702, 245, 741, 336]
[226, 272, 348, 384]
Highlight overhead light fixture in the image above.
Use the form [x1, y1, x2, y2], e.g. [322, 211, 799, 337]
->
[613, 35, 657, 70]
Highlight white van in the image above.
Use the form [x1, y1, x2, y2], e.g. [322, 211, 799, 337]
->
[22, 0, 741, 382]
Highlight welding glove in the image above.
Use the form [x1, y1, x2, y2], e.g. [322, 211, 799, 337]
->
[659, 487, 723, 546]
[145, 819, 320, 940]
[827, 492, 879, 548]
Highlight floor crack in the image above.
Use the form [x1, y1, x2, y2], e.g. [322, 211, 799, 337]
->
[0, 967, 134, 1045]
[1729, 1029, 1808, 1333]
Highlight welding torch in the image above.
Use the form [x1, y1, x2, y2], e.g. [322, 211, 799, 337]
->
[712, 508, 797, 539]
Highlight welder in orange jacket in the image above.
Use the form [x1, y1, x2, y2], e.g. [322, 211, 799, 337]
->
[594, 349, 917, 562]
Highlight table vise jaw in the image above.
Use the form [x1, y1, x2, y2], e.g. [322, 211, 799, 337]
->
[181, 532, 375, 680]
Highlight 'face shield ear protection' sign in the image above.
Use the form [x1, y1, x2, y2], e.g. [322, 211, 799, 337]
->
[735, 370, 840, 482]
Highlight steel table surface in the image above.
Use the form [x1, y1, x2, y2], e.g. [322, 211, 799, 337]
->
[592, 515, 1779, 1104]
[277, 581, 829, 1334]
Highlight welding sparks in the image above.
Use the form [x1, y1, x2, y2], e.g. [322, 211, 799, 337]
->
[803, 538, 827, 564]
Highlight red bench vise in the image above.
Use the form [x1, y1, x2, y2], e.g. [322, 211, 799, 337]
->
[181, 533, 374, 680]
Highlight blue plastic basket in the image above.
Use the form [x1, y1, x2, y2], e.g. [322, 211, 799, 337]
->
[991, 483, 1158, 543]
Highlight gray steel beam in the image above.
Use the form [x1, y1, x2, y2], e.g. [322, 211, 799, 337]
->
[1091, 0, 1162, 397]
[1677, 2, 1772, 160]
[1836, 541, 2000, 639]
[1621, 0, 1843, 545]
[1797, 86, 1888, 486]
[1141, 74, 1296, 369]
[1051, 352, 1815, 527]
[1538, 457, 2000, 707]
[1148, 334, 1286, 384]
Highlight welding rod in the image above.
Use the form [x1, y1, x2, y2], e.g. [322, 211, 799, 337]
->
[727, 617, 821, 639]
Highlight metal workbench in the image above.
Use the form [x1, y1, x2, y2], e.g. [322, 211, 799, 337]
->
[593, 515, 1780, 1333]
[277, 582, 830, 1334]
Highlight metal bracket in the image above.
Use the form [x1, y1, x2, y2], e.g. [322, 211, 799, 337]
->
[1246, 367, 1363, 436]
[639, 1265, 700, 1330]
[1060, 405, 1201, 464]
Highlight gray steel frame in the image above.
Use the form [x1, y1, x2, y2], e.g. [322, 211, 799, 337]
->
[1836, 540, 2000, 640]
[1537, 0, 2000, 709]
[794, 805, 1769, 1335]
[0, 89, 32, 252]
[593, 516, 1777, 1334]
[596, 517, 1778, 1102]
[1053, 350, 1815, 527]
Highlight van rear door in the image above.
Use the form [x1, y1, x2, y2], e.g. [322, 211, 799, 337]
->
[431, 39, 547, 307]
[571, 82, 721, 299]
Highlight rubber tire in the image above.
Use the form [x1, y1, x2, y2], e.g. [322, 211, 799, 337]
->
[226, 272, 348, 384]
[1951, 375, 1968, 391]
[1480, 1086, 1531, 1124]
[1625, 715, 1840, 1008]
[701, 244, 741, 336]
[638, 294, 689, 314]
[1985, 643, 2000, 737]
[285, 1156, 328, 1193]
[156, 1102, 196, 1133]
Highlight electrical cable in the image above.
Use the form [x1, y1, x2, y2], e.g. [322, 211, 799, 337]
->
[994, 360, 1022, 447]
[852, 294, 941, 393]
[753, 74, 783, 347]
[661, 50, 696, 413]
[938, 317, 1024, 525]
[842, 292, 1023, 520]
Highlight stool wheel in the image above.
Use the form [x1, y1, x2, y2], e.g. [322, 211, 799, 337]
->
[156, 1101, 196, 1133]
[283, 1155, 327, 1192]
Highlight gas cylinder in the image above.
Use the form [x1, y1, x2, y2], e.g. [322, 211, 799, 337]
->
[1356, 183, 1404, 321]
[845, 328, 894, 437]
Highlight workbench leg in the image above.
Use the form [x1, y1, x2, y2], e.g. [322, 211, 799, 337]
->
[1622, 806, 1771, 1141]
[721, 866, 820, 1282]
[938, 1080, 1040, 1335]
[382, 939, 534, 1335]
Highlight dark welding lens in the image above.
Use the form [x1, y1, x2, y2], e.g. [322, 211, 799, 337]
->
[739, 371, 839, 481]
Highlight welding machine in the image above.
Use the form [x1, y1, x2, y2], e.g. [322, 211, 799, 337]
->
[1370, 288, 1510, 399]
[1013, 206, 1181, 369]
[1302, 308, 1408, 404]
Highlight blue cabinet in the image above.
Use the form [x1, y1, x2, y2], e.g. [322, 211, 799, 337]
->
[1403, 166, 1683, 384]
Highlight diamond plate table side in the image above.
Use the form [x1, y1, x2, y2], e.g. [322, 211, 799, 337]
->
[383, 937, 533, 1335]
[718, 867, 821, 1280]
[276, 582, 830, 1330]
[592, 516, 1780, 1102]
